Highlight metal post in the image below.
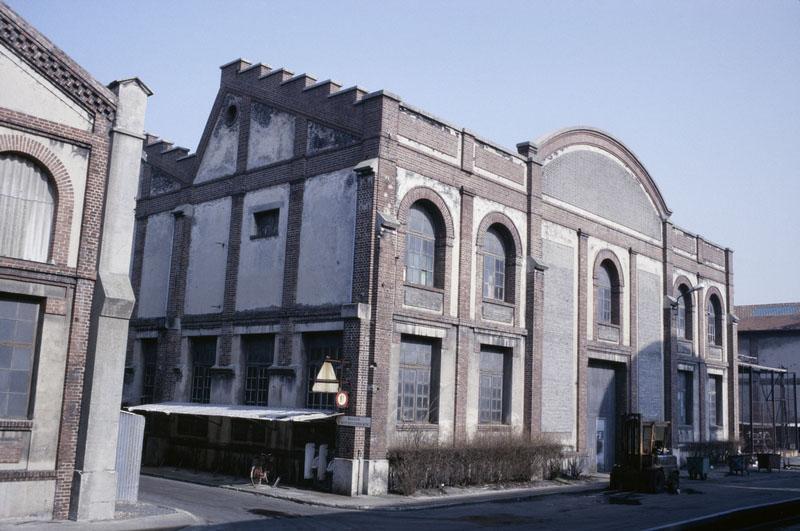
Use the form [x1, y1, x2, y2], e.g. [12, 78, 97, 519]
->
[770, 371, 776, 453]
[749, 366, 754, 454]
[792, 372, 800, 451]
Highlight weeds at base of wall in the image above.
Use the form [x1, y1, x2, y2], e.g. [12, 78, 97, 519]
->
[387, 432, 565, 495]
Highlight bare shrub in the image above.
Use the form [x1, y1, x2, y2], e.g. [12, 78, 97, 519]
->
[387, 431, 563, 495]
[564, 455, 585, 480]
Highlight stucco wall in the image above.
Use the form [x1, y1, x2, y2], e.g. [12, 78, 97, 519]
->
[195, 94, 241, 184]
[137, 212, 173, 318]
[295, 169, 357, 306]
[184, 198, 231, 315]
[235, 184, 289, 310]
[0, 43, 92, 132]
[247, 102, 295, 169]
[540, 222, 577, 445]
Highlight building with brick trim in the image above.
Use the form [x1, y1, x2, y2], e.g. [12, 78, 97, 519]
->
[125, 57, 737, 495]
[0, 2, 150, 520]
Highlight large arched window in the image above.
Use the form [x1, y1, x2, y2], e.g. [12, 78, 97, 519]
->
[0, 153, 55, 262]
[405, 203, 437, 287]
[596, 260, 620, 326]
[676, 284, 693, 340]
[707, 295, 723, 346]
[482, 227, 507, 301]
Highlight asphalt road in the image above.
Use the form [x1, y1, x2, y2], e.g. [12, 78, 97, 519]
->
[140, 470, 800, 530]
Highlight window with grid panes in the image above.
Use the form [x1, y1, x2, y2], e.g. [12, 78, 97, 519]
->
[478, 347, 508, 424]
[0, 296, 40, 418]
[305, 333, 341, 409]
[397, 337, 439, 423]
[190, 337, 216, 404]
[242, 334, 273, 406]
[596, 264, 614, 324]
[141, 339, 157, 404]
[676, 285, 694, 341]
[405, 205, 436, 287]
[677, 370, 693, 425]
[482, 228, 507, 301]
[708, 375, 723, 426]
[707, 295, 722, 346]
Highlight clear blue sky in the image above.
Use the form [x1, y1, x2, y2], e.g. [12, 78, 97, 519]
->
[8, 0, 799, 305]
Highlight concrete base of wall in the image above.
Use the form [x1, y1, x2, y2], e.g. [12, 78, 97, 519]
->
[69, 469, 117, 521]
[0, 479, 55, 519]
[331, 458, 389, 496]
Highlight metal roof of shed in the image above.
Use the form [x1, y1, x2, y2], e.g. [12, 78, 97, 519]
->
[128, 402, 340, 423]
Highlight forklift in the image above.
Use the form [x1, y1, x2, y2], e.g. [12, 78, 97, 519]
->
[609, 413, 680, 493]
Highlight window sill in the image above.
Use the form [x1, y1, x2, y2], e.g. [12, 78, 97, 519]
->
[403, 282, 444, 294]
[482, 298, 515, 308]
[250, 234, 278, 241]
[476, 423, 512, 431]
[395, 423, 439, 431]
[0, 419, 33, 431]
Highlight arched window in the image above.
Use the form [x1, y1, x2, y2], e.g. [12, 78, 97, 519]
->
[406, 203, 437, 287]
[676, 284, 693, 340]
[596, 260, 620, 326]
[707, 295, 723, 346]
[0, 153, 55, 262]
[482, 227, 507, 301]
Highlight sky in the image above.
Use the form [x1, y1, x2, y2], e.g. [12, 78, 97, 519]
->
[7, 0, 799, 305]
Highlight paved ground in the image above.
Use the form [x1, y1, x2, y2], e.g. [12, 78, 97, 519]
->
[140, 469, 800, 530]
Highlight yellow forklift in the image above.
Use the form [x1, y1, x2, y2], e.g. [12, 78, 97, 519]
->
[609, 413, 680, 493]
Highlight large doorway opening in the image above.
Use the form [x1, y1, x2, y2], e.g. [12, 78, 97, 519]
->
[588, 360, 626, 473]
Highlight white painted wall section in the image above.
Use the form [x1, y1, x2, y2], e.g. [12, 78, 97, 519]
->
[184, 198, 231, 314]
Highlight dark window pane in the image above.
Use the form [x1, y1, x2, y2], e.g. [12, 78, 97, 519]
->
[397, 338, 435, 423]
[478, 347, 507, 425]
[406, 205, 436, 287]
[141, 339, 158, 404]
[0, 297, 40, 419]
[253, 209, 279, 238]
[190, 337, 215, 404]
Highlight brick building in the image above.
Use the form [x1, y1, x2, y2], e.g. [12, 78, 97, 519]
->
[0, 3, 150, 520]
[124, 57, 737, 495]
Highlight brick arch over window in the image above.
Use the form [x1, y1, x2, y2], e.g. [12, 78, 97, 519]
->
[397, 187, 455, 298]
[0, 135, 74, 266]
[673, 275, 695, 341]
[476, 212, 523, 305]
[593, 249, 624, 339]
[704, 286, 725, 348]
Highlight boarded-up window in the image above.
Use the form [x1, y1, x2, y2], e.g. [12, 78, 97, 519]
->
[0, 153, 55, 262]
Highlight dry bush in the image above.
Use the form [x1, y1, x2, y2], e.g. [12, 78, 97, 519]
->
[387, 431, 562, 495]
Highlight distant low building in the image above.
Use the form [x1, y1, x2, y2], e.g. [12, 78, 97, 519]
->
[735, 303, 799, 453]
[0, 3, 149, 520]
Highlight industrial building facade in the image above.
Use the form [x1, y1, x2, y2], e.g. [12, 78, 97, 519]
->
[124, 58, 738, 495]
[0, 3, 149, 520]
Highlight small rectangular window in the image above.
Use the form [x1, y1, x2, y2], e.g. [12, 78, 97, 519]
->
[242, 334, 274, 406]
[253, 209, 279, 239]
[141, 338, 158, 404]
[677, 370, 693, 425]
[397, 336, 440, 423]
[708, 375, 723, 427]
[478, 346, 510, 424]
[190, 337, 216, 404]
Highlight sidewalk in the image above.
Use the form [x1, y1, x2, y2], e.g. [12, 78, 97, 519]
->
[0, 502, 201, 531]
[141, 466, 608, 511]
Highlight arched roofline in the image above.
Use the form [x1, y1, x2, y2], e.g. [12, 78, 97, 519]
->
[534, 126, 672, 220]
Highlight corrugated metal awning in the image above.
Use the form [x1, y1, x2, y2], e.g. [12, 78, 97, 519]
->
[127, 402, 341, 422]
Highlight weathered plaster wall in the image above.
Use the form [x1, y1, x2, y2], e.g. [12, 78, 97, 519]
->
[195, 94, 241, 184]
[184, 198, 231, 315]
[540, 221, 578, 446]
[296, 169, 357, 306]
[637, 256, 664, 421]
[137, 212, 173, 318]
[0, 43, 92, 131]
[236, 185, 289, 310]
[247, 102, 295, 169]
[0, 125, 89, 268]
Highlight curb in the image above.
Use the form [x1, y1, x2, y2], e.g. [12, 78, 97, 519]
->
[219, 481, 609, 512]
[646, 495, 800, 530]
[0, 506, 202, 531]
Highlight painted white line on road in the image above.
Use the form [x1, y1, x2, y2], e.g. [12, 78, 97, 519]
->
[717, 485, 800, 493]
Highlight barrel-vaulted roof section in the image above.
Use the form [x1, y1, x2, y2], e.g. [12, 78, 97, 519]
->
[536, 126, 672, 221]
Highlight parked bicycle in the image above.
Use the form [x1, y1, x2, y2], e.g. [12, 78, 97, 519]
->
[250, 453, 278, 487]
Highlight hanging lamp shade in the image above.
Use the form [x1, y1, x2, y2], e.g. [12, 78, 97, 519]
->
[312, 359, 339, 393]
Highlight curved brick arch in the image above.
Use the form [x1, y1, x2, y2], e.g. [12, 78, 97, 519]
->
[592, 248, 625, 287]
[673, 274, 694, 293]
[0, 134, 74, 265]
[397, 186, 455, 242]
[475, 211, 523, 258]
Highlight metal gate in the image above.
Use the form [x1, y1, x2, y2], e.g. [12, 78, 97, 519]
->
[116, 411, 145, 503]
